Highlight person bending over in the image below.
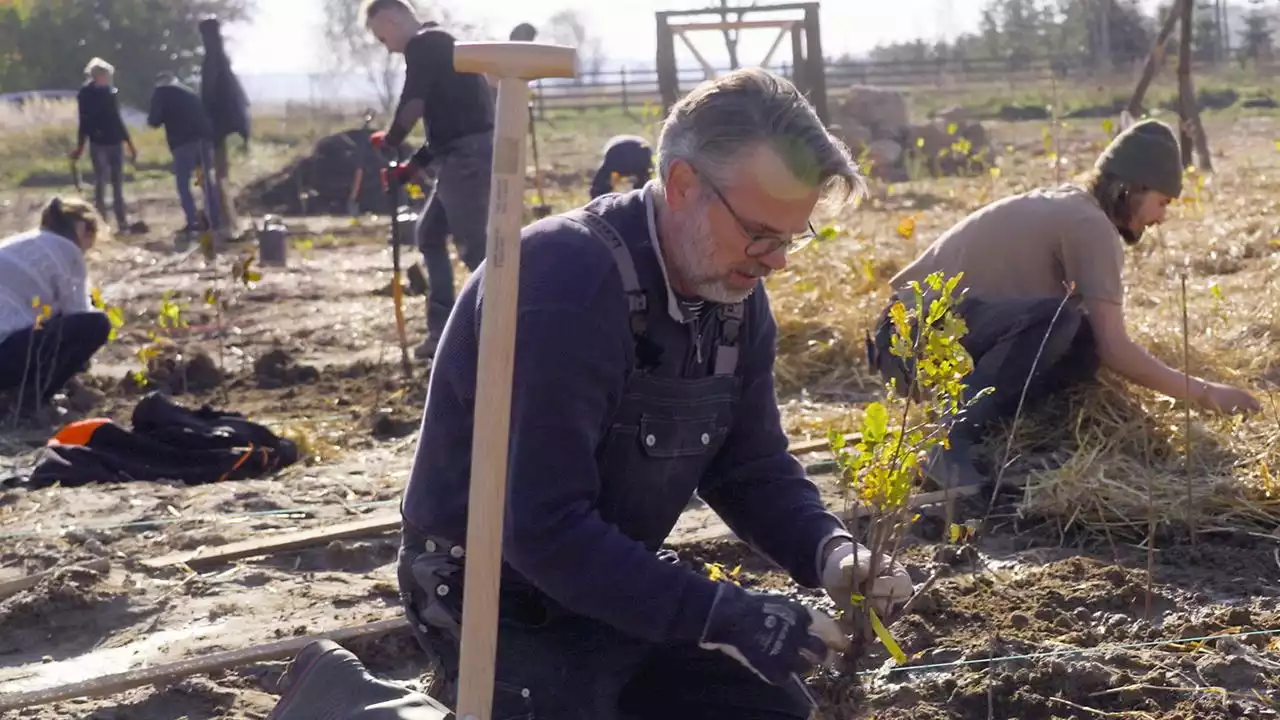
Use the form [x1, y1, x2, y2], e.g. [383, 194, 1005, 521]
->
[870, 119, 1260, 489]
[590, 134, 655, 199]
[362, 0, 496, 361]
[0, 198, 112, 419]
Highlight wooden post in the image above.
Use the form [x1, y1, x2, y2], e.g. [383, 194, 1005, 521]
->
[620, 67, 630, 115]
[790, 23, 807, 96]
[1176, 0, 1214, 170]
[656, 13, 679, 116]
[802, 4, 828, 123]
[1126, 0, 1183, 117]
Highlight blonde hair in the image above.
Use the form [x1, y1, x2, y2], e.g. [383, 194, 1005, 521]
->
[40, 196, 108, 247]
[85, 57, 115, 76]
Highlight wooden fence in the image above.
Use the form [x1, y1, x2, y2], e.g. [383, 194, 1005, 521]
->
[528, 55, 1228, 115]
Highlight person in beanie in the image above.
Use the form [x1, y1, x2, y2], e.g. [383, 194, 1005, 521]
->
[870, 118, 1260, 490]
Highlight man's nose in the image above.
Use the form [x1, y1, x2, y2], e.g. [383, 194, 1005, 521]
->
[759, 247, 787, 272]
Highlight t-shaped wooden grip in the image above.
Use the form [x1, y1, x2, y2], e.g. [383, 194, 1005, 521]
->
[453, 41, 577, 80]
[452, 39, 578, 720]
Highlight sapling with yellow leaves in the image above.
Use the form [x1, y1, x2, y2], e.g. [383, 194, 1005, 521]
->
[826, 270, 983, 664]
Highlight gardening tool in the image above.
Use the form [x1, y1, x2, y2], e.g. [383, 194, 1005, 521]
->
[379, 158, 414, 380]
[69, 158, 82, 194]
[449, 39, 577, 720]
[508, 22, 552, 221]
[528, 108, 551, 220]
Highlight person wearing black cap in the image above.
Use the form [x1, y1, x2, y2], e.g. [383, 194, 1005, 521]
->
[869, 118, 1260, 490]
[590, 135, 654, 199]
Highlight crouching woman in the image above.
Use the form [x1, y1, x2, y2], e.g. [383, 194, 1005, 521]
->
[0, 197, 112, 416]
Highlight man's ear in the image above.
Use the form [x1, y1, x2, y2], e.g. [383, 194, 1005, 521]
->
[663, 160, 700, 212]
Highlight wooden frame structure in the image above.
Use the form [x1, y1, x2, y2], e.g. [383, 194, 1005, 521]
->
[655, 2, 828, 123]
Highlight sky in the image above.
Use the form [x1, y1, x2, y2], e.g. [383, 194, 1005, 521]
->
[224, 0, 983, 77]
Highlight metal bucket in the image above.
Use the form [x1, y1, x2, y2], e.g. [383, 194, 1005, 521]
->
[259, 216, 288, 266]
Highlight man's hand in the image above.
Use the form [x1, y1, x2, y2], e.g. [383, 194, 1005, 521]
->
[387, 159, 422, 185]
[1197, 380, 1261, 416]
[126, 142, 138, 163]
[821, 541, 914, 619]
[698, 583, 848, 686]
[370, 130, 388, 149]
[68, 147, 83, 161]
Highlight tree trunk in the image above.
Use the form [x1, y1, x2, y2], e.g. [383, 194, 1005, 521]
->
[1127, 0, 1184, 117]
[1178, 0, 1214, 170]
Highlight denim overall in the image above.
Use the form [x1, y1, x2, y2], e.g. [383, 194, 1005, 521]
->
[396, 203, 813, 719]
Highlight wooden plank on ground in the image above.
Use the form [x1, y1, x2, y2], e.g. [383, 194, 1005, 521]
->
[0, 558, 110, 601]
[138, 432, 862, 572]
[140, 515, 400, 570]
[0, 617, 409, 712]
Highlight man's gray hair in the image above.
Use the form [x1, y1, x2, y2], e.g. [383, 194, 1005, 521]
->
[656, 68, 865, 204]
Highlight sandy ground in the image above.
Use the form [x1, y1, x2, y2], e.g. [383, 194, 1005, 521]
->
[1, 115, 1279, 719]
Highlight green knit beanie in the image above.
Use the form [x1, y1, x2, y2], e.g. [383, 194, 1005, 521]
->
[1094, 119, 1183, 198]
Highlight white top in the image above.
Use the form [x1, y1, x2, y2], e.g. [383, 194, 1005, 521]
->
[0, 229, 91, 343]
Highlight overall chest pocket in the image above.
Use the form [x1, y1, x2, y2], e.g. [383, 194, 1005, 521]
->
[597, 412, 729, 547]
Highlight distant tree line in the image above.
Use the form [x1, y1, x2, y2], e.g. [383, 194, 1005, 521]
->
[852, 0, 1275, 73]
[0, 0, 253, 106]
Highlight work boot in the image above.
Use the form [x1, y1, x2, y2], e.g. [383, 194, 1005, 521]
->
[269, 639, 454, 720]
[414, 334, 440, 361]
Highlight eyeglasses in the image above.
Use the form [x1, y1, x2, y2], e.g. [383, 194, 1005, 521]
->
[701, 176, 818, 257]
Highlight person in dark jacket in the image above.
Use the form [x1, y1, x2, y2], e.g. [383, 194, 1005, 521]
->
[69, 58, 136, 233]
[396, 68, 914, 719]
[590, 135, 654, 199]
[198, 16, 250, 235]
[363, 0, 496, 361]
[148, 73, 223, 234]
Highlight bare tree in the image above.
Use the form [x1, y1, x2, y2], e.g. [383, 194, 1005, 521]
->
[718, 0, 758, 70]
[321, 0, 402, 115]
[544, 9, 605, 79]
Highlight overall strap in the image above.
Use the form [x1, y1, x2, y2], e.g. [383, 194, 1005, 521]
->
[714, 301, 744, 376]
[563, 208, 650, 353]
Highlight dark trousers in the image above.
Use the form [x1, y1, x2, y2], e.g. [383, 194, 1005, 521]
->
[172, 140, 224, 231]
[0, 312, 111, 407]
[416, 132, 493, 338]
[871, 294, 1100, 442]
[90, 143, 127, 227]
[396, 528, 811, 720]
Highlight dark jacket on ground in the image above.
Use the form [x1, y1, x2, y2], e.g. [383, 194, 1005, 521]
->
[76, 82, 131, 147]
[198, 17, 251, 143]
[148, 81, 214, 150]
[385, 22, 494, 150]
[400, 187, 847, 645]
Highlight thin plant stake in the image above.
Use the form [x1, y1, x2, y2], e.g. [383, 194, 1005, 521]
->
[1181, 272, 1196, 548]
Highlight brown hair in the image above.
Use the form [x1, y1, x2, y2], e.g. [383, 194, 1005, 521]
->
[359, 0, 417, 21]
[1083, 167, 1146, 246]
[40, 196, 107, 247]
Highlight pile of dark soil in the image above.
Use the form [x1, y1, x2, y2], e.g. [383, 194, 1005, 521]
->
[239, 129, 427, 216]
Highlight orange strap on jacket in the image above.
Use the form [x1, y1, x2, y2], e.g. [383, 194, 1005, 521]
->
[49, 418, 110, 447]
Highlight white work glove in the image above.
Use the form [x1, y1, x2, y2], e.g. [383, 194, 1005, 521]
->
[820, 541, 914, 619]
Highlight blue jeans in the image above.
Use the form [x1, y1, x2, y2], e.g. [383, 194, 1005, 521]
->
[172, 140, 224, 231]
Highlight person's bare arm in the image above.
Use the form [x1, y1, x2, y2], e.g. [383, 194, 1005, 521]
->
[1086, 298, 1259, 414]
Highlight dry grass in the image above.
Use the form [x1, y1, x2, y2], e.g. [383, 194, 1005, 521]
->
[768, 109, 1280, 538]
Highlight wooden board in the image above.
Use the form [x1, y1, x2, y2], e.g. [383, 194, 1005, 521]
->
[0, 558, 110, 600]
[139, 515, 399, 570]
[0, 617, 409, 712]
[137, 432, 862, 572]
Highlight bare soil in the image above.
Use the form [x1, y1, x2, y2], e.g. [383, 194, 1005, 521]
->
[2, 115, 1279, 719]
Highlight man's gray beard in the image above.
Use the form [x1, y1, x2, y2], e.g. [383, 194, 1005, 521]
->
[666, 198, 757, 304]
